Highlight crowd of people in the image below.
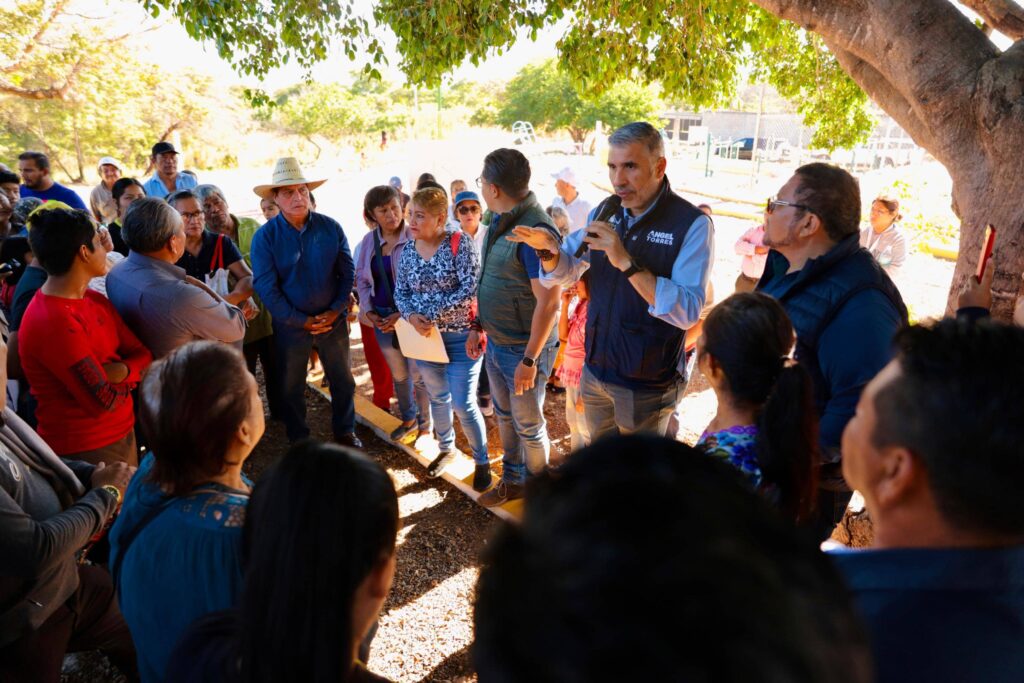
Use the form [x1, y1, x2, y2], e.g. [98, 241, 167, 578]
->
[0, 120, 1022, 683]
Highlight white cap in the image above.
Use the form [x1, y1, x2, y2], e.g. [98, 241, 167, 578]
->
[97, 156, 123, 172]
[551, 166, 578, 187]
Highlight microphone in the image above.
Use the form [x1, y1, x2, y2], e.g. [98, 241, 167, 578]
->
[573, 195, 622, 258]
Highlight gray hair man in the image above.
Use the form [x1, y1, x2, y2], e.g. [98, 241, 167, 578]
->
[106, 197, 245, 358]
[511, 121, 714, 441]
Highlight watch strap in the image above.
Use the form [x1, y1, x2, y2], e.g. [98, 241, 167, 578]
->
[100, 485, 122, 505]
[622, 260, 644, 278]
[521, 356, 536, 368]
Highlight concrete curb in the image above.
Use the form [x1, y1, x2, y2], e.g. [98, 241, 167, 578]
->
[310, 382, 522, 523]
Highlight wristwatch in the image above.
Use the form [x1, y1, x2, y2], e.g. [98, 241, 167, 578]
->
[622, 258, 645, 278]
[100, 485, 122, 505]
[522, 356, 537, 368]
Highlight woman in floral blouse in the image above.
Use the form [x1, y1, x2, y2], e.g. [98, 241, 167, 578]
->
[394, 187, 491, 490]
[694, 292, 819, 523]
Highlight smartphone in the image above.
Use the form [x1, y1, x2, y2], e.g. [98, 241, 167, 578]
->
[976, 224, 996, 281]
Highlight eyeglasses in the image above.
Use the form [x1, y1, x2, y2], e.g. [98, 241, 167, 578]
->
[766, 197, 811, 214]
[180, 210, 205, 222]
[458, 205, 481, 215]
[475, 176, 493, 189]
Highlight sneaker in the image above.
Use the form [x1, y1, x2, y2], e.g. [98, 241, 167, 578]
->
[478, 480, 524, 507]
[390, 421, 419, 444]
[473, 464, 492, 492]
[427, 450, 456, 478]
[478, 396, 494, 417]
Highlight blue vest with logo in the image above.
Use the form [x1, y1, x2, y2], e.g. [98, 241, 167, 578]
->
[758, 233, 908, 422]
[585, 179, 705, 390]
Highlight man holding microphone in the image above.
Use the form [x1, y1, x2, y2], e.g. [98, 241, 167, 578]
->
[510, 121, 713, 441]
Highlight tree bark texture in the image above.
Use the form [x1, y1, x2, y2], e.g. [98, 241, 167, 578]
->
[751, 0, 1024, 319]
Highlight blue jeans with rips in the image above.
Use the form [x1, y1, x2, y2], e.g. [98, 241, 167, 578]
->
[485, 341, 555, 485]
[276, 321, 355, 441]
[374, 327, 432, 431]
[416, 330, 489, 464]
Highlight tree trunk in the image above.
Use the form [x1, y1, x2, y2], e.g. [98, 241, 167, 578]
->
[72, 119, 86, 184]
[568, 126, 586, 144]
[750, 0, 1024, 321]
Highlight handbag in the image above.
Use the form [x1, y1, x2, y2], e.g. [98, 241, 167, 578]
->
[204, 234, 231, 297]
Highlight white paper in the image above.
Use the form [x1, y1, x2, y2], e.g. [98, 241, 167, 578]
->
[394, 318, 449, 363]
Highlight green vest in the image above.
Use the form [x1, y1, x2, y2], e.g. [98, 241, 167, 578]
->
[235, 215, 273, 343]
[478, 193, 559, 347]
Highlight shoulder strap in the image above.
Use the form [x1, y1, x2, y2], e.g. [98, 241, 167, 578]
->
[210, 234, 225, 272]
[451, 230, 462, 256]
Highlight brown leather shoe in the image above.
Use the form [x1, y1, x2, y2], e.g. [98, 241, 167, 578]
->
[478, 479, 524, 507]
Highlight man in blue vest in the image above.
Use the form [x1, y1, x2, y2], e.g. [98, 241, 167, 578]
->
[757, 163, 907, 539]
[468, 149, 562, 507]
[511, 121, 713, 441]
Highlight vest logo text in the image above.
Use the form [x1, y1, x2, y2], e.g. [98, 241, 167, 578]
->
[647, 231, 674, 246]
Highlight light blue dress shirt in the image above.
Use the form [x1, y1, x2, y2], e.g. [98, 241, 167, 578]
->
[540, 204, 714, 331]
[143, 172, 197, 199]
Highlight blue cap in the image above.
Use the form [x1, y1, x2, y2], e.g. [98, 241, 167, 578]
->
[388, 176, 402, 189]
[454, 190, 480, 207]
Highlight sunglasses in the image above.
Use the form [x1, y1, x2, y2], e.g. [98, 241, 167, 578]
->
[765, 197, 811, 214]
[458, 205, 481, 215]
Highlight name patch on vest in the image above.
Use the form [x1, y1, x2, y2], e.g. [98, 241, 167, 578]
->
[647, 231, 675, 246]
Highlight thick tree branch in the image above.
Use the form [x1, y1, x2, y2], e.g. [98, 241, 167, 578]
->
[749, 0, 996, 168]
[0, 0, 71, 75]
[960, 0, 1024, 40]
[826, 42, 936, 152]
[0, 58, 86, 101]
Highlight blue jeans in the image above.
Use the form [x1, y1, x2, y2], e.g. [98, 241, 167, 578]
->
[581, 365, 685, 443]
[485, 341, 555, 485]
[276, 321, 355, 441]
[416, 330, 489, 464]
[374, 327, 431, 431]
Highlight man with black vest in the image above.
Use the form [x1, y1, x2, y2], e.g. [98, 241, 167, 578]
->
[512, 122, 713, 440]
[468, 149, 562, 507]
[758, 163, 907, 539]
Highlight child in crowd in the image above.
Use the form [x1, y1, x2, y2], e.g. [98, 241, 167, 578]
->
[695, 292, 818, 522]
[556, 271, 590, 453]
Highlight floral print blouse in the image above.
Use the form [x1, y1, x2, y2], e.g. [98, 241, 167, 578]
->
[696, 424, 763, 488]
[394, 231, 479, 332]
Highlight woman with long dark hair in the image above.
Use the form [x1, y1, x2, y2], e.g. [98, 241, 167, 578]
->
[166, 442, 400, 683]
[695, 292, 818, 522]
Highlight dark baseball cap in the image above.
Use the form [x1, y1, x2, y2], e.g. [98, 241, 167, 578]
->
[151, 141, 179, 156]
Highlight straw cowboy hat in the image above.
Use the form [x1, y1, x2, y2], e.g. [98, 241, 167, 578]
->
[252, 157, 327, 199]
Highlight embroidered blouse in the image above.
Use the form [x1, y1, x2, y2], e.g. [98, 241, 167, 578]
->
[394, 231, 479, 332]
